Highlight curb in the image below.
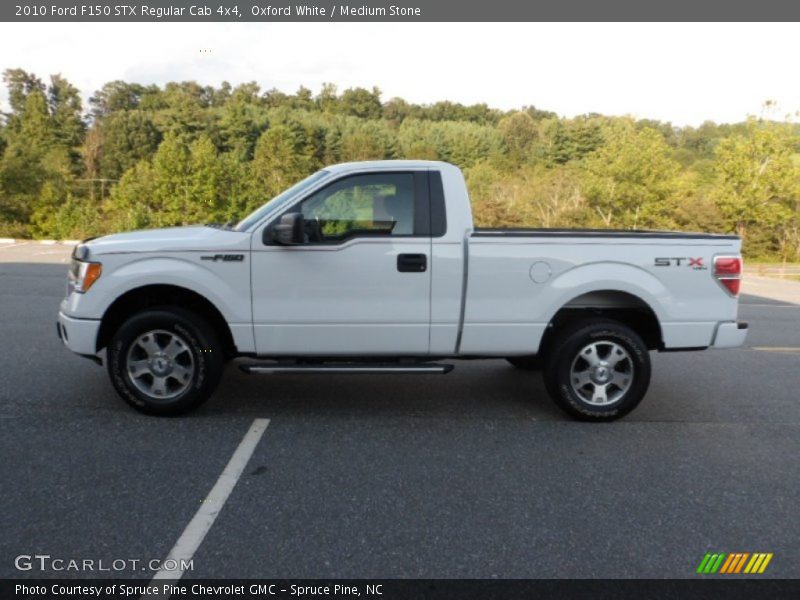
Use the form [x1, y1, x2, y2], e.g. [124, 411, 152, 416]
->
[0, 239, 81, 245]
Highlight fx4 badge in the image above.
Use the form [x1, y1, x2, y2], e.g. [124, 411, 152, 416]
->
[654, 257, 707, 270]
[200, 254, 245, 262]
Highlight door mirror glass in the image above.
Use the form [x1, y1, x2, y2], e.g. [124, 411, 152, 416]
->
[269, 213, 305, 245]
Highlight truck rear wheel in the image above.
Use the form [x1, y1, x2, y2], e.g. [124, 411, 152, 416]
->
[542, 319, 650, 421]
[107, 308, 224, 416]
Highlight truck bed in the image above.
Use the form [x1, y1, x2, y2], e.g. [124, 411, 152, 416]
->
[458, 227, 742, 355]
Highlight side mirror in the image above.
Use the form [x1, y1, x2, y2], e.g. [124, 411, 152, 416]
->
[269, 212, 305, 245]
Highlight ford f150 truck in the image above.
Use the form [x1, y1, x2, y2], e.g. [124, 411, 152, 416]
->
[58, 160, 748, 420]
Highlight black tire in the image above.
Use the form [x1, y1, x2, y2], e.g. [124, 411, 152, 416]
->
[107, 308, 224, 416]
[506, 355, 541, 371]
[542, 319, 651, 421]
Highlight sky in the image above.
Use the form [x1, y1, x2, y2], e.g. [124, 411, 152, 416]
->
[0, 22, 798, 126]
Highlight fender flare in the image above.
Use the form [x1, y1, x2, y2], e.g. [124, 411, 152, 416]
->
[101, 256, 246, 323]
[538, 261, 670, 328]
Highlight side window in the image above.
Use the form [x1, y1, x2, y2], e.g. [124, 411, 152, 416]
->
[298, 173, 416, 242]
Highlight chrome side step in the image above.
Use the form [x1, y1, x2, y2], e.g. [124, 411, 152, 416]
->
[239, 363, 454, 375]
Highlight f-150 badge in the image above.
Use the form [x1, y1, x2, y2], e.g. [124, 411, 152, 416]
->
[200, 254, 244, 262]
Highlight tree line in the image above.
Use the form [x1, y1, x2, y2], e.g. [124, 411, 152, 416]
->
[1, 69, 798, 260]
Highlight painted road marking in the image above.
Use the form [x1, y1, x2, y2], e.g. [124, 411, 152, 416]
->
[740, 303, 800, 308]
[151, 418, 270, 583]
[751, 347, 800, 354]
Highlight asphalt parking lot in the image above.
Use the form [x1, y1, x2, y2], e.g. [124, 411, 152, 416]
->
[1, 242, 799, 580]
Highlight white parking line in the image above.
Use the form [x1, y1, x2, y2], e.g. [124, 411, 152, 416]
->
[151, 418, 270, 583]
[751, 346, 800, 354]
[740, 303, 800, 308]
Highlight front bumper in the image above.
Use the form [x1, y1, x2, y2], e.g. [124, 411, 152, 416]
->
[711, 321, 749, 349]
[57, 311, 101, 357]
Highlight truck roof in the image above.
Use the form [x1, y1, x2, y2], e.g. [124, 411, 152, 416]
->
[325, 160, 454, 173]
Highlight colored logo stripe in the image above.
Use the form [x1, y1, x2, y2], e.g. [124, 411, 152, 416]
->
[697, 552, 773, 574]
[718, 553, 735, 573]
[744, 553, 773, 574]
[697, 553, 726, 574]
[720, 553, 749, 573]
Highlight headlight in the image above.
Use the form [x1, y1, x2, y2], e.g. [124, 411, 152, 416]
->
[68, 259, 102, 293]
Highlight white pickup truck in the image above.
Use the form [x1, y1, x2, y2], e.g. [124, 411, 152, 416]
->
[58, 160, 747, 420]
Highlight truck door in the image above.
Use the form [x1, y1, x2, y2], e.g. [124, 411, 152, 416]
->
[251, 170, 433, 355]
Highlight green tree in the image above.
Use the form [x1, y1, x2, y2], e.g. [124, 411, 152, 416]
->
[3, 70, 800, 262]
[581, 125, 681, 228]
[0, 89, 54, 224]
[105, 132, 192, 228]
[98, 111, 161, 180]
[2, 69, 45, 129]
[711, 118, 798, 241]
[104, 160, 158, 230]
[339, 120, 396, 161]
[291, 86, 315, 111]
[218, 83, 265, 160]
[468, 162, 585, 228]
[337, 87, 382, 120]
[499, 111, 539, 163]
[151, 132, 192, 223]
[48, 74, 85, 154]
[316, 83, 339, 113]
[89, 81, 148, 117]
[249, 125, 313, 205]
[157, 82, 214, 138]
[382, 97, 410, 123]
[105, 132, 232, 229]
[186, 135, 226, 223]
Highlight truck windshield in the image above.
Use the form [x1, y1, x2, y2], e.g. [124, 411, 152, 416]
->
[233, 170, 330, 232]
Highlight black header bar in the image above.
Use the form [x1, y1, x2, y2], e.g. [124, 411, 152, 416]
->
[5, 579, 800, 600]
[4, 0, 800, 22]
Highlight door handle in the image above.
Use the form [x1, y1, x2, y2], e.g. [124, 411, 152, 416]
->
[397, 253, 427, 273]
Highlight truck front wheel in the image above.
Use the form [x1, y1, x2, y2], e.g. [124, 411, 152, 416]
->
[542, 319, 651, 421]
[107, 308, 224, 416]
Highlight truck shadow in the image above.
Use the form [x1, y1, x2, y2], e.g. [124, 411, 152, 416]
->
[204, 359, 566, 421]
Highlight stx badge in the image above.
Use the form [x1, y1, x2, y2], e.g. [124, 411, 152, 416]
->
[654, 257, 707, 270]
